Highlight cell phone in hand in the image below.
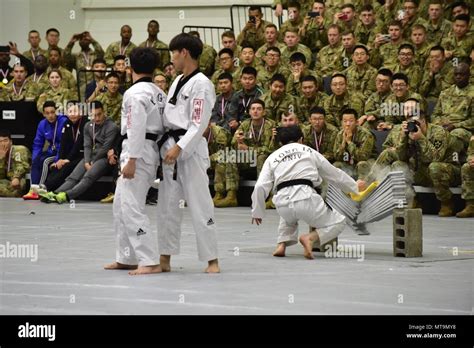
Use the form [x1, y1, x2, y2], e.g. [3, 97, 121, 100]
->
[308, 11, 319, 18]
[338, 13, 348, 20]
[0, 45, 9, 53]
[249, 16, 256, 24]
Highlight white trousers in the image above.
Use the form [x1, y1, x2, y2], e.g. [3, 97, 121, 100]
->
[113, 157, 159, 266]
[276, 191, 346, 246]
[157, 140, 218, 262]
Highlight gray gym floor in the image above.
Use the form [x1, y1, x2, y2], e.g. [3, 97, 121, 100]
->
[0, 198, 472, 315]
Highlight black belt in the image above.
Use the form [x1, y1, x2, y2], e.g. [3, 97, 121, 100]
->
[157, 129, 187, 180]
[276, 179, 314, 192]
[122, 133, 158, 142]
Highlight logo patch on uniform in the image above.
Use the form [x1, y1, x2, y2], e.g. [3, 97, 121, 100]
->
[126, 104, 132, 129]
[433, 140, 442, 149]
[137, 228, 146, 236]
[192, 99, 204, 124]
[206, 218, 214, 226]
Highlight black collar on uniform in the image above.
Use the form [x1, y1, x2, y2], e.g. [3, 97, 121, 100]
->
[168, 68, 200, 105]
[133, 76, 153, 85]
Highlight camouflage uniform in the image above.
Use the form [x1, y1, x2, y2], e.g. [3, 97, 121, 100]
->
[343, 63, 377, 99]
[419, 63, 454, 100]
[281, 44, 313, 67]
[64, 41, 104, 100]
[46, 66, 78, 93]
[273, 0, 313, 15]
[461, 137, 474, 201]
[237, 20, 273, 49]
[256, 65, 291, 91]
[363, 90, 391, 129]
[370, 41, 407, 69]
[441, 33, 474, 61]
[316, 43, 344, 77]
[25, 72, 50, 96]
[260, 91, 300, 123]
[333, 125, 376, 180]
[425, 19, 452, 45]
[280, 17, 304, 37]
[255, 42, 287, 66]
[323, 91, 365, 128]
[298, 92, 328, 123]
[231, 118, 276, 175]
[302, 123, 338, 162]
[381, 91, 426, 127]
[300, 17, 330, 54]
[401, 17, 429, 40]
[22, 47, 48, 63]
[431, 84, 474, 153]
[0, 145, 31, 197]
[392, 63, 423, 92]
[210, 68, 239, 93]
[0, 80, 38, 102]
[355, 23, 378, 47]
[367, 123, 460, 204]
[96, 92, 123, 126]
[138, 39, 170, 70]
[207, 125, 238, 195]
[104, 41, 137, 66]
[214, 45, 242, 71]
[414, 42, 434, 68]
[227, 86, 265, 122]
[37, 86, 76, 113]
[286, 69, 321, 97]
[199, 44, 217, 78]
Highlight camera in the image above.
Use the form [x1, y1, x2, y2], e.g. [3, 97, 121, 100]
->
[308, 11, 320, 18]
[249, 16, 256, 24]
[397, 10, 405, 20]
[406, 120, 419, 133]
[0, 45, 9, 53]
[382, 34, 391, 41]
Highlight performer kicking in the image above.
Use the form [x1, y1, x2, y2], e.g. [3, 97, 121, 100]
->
[251, 126, 364, 259]
[104, 47, 166, 275]
[157, 33, 219, 273]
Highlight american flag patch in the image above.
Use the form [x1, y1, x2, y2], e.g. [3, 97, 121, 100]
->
[192, 99, 204, 124]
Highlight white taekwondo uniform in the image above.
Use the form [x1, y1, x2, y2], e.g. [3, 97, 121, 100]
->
[157, 70, 218, 262]
[113, 77, 165, 266]
[252, 142, 358, 245]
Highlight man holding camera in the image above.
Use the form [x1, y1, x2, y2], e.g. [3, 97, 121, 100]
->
[363, 99, 460, 216]
[237, 6, 271, 50]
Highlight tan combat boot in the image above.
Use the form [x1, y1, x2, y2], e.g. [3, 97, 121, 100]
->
[438, 199, 454, 217]
[215, 190, 238, 207]
[456, 200, 474, 218]
[213, 191, 226, 206]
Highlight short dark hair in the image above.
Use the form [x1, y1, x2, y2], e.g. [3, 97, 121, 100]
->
[301, 75, 317, 84]
[288, 1, 301, 10]
[129, 47, 159, 74]
[452, 1, 470, 14]
[341, 108, 358, 119]
[218, 72, 233, 82]
[377, 68, 393, 78]
[266, 46, 281, 55]
[0, 129, 12, 139]
[250, 98, 265, 109]
[353, 44, 369, 55]
[309, 106, 326, 116]
[289, 52, 306, 64]
[46, 28, 59, 35]
[92, 57, 107, 66]
[398, 43, 415, 54]
[90, 100, 104, 110]
[341, 3, 356, 11]
[270, 73, 286, 86]
[169, 33, 203, 60]
[48, 47, 61, 56]
[331, 73, 346, 82]
[113, 55, 126, 63]
[105, 72, 120, 81]
[430, 45, 445, 54]
[241, 43, 255, 52]
[218, 48, 234, 57]
[388, 20, 403, 28]
[360, 4, 374, 12]
[391, 72, 409, 85]
[43, 100, 57, 110]
[29, 30, 39, 35]
[241, 66, 257, 77]
[279, 125, 303, 145]
[249, 5, 262, 13]
[454, 14, 471, 24]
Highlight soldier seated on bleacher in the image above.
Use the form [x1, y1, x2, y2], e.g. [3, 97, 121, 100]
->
[363, 99, 461, 217]
[0, 129, 31, 197]
[39, 101, 119, 204]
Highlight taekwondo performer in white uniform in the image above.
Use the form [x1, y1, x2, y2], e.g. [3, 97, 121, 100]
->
[251, 126, 364, 259]
[104, 47, 166, 275]
[157, 33, 220, 273]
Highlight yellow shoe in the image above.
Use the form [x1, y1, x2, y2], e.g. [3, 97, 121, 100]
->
[100, 192, 114, 203]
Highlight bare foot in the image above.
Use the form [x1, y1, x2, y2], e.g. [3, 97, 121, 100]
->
[205, 259, 220, 273]
[104, 262, 138, 270]
[272, 243, 286, 257]
[299, 234, 315, 260]
[128, 264, 168, 275]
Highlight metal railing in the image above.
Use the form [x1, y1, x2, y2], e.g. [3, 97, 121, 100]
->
[182, 25, 233, 50]
[230, 4, 285, 35]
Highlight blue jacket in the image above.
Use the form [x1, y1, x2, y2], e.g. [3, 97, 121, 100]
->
[32, 115, 68, 161]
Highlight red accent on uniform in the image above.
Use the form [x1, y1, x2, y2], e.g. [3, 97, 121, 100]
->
[126, 104, 132, 129]
[192, 99, 204, 124]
